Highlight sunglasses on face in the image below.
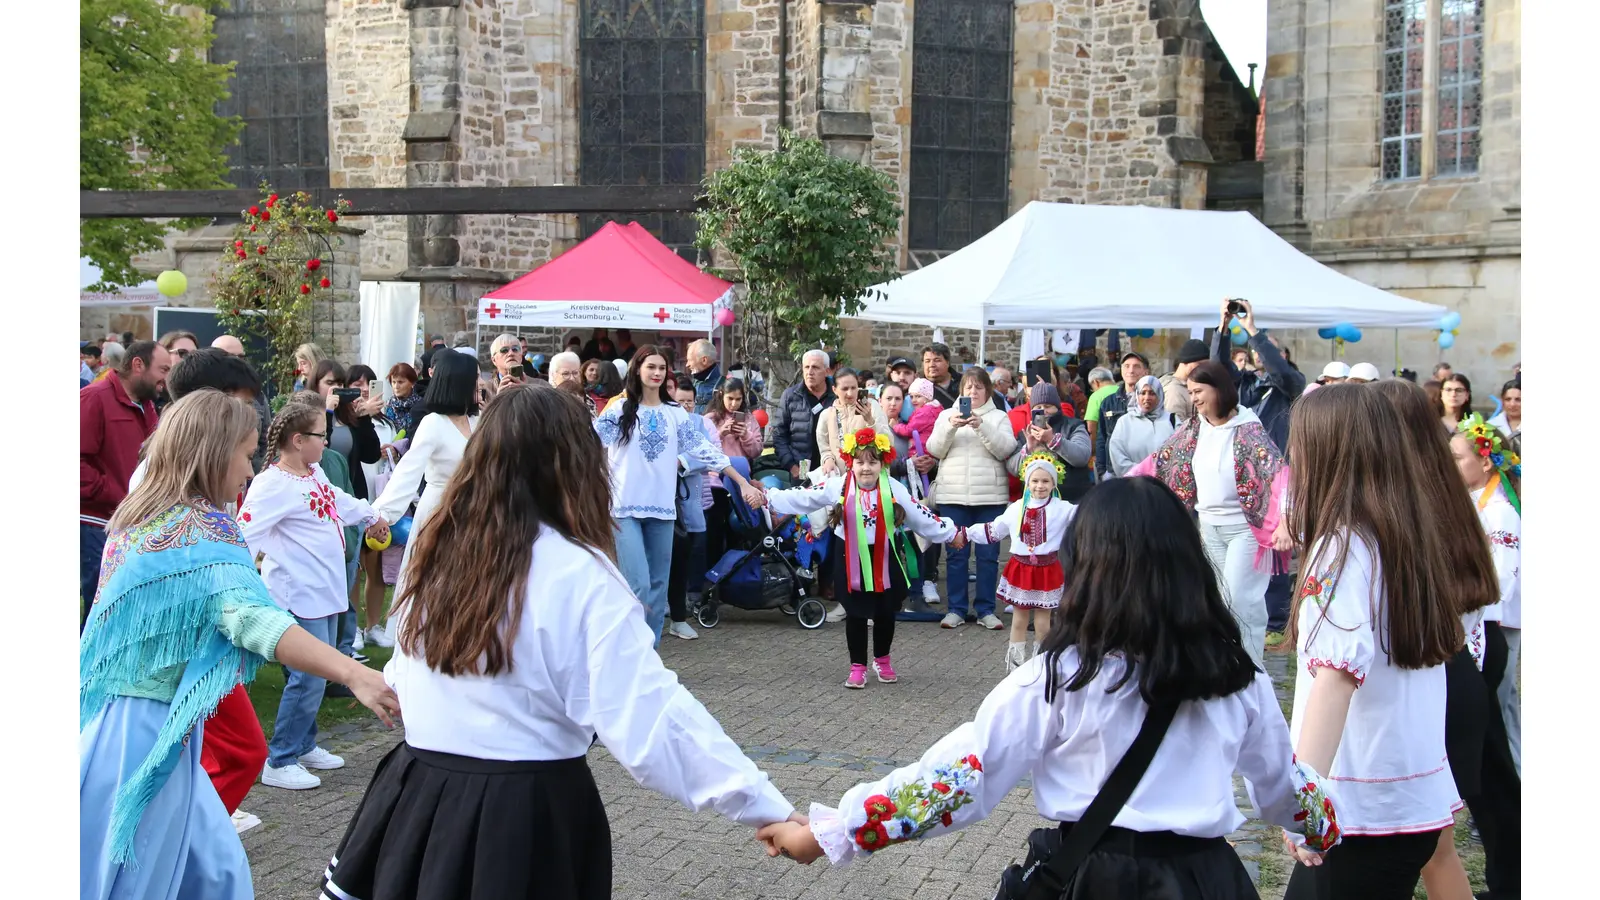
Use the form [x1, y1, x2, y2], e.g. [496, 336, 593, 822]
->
[496, 346, 522, 356]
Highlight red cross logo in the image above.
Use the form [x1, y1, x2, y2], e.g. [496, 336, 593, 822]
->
[484, 303, 502, 319]
[653, 307, 671, 323]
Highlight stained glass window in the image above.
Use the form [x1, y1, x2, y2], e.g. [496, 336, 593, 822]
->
[1380, 0, 1426, 181]
[1436, 0, 1484, 176]
[211, 0, 329, 191]
[909, 0, 1013, 253]
[580, 0, 705, 259]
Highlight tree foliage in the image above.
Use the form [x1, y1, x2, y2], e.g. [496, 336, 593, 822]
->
[696, 131, 902, 388]
[81, 0, 241, 290]
[214, 188, 351, 397]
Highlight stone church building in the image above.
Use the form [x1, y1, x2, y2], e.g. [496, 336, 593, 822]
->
[90, 0, 1517, 395]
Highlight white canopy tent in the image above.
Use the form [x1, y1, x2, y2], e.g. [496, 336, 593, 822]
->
[852, 202, 1447, 359]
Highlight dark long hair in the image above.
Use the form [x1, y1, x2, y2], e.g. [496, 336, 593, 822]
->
[310, 359, 358, 426]
[616, 345, 674, 445]
[1287, 385, 1463, 669]
[1438, 373, 1474, 422]
[396, 382, 618, 676]
[1040, 477, 1258, 706]
[1370, 380, 1500, 617]
[423, 349, 481, 417]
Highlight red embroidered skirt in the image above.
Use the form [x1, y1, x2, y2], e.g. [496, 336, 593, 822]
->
[996, 555, 1065, 610]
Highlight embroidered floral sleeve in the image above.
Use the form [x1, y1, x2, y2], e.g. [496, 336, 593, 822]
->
[1285, 757, 1342, 853]
[1296, 536, 1377, 687]
[593, 404, 623, 446]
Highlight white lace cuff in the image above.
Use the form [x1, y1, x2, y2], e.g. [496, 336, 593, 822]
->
[808, 803, 858, 867]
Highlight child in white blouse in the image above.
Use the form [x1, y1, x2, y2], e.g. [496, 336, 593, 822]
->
[961, 452, 1076, 672]
[756, 477, 1338, 897]
[241, 401, 388, 791]
[755, 428, 961, 688]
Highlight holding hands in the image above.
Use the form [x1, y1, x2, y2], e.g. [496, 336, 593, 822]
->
[364, 518, 390, 544]
[948, 528, 968, 551]
[757, 813, 824, 865]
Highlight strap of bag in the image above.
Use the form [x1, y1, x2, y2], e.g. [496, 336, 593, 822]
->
[1029, 698, 1180, 897]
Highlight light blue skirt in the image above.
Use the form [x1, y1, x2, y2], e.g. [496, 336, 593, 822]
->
[80, 697, 252, 900]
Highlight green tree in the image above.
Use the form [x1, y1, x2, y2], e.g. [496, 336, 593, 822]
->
[81, 1, 240, 290]
[696, 131, 902, 390]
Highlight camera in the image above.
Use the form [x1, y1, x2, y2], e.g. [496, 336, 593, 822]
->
[1226, 299, 1249, 317]
[333, 388, 362, 405]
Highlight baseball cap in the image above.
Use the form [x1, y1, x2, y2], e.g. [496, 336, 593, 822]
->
[887, 356, 915, 372]
[1119, 351, 1149, 368]
[1320, 361, 1351, 380]
[1348, 362, 1381, 382]
[1176, 339, 1210, 365]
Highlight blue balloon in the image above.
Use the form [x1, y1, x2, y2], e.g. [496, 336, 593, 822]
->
[1437, 331, 1455, 350]
[528, 353, 547, 372]
[1317, 327, 1338, 340]
[389, 515, 415, 547]
[1139, 329, 1156, 338]
[1439, 311, 1462, 331]
[1335, 323, 1362, 343]
[1054, 354, 1072, 369]
[1230, 327, 1249, 346]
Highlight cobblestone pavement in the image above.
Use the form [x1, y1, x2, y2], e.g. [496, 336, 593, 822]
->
[243, 607, 1299, 899]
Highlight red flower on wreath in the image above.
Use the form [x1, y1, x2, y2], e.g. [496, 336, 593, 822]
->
[854, 821, 890, 850]
[862, 794, 897, 821]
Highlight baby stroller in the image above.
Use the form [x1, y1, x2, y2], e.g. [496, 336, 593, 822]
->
[690, 458, 828, 630]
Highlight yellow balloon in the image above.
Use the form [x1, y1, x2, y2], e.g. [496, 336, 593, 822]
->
[365, 532, 392, 552]
[155, 269, 187, 297]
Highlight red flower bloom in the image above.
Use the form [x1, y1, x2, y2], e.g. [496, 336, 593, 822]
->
[1302, 576, 1321, 596]
[240, 511, 252, 523]
[260, 210, 270, 221]
[236, 250, 246, 259]
[327, 210, 339, 223]
[267, 193, 278, 207]
[862, 795, 898, 820]
[257, 246, 267, 255]
[854, 821, 889, 850]
[1304, 782, 1316, 792]
[249, 225, 257, 233]
[940, 812, 953, 827]
[234, 240, 244, 248]
[965, 755, 982, 772]
[307, 258, 321, 271]
[319, 277, 331, 288]
[300, 284, 311, 294]
[1323, 798, 1335, 816]
[1479, 447, 1491, 457]
[1293, 810, 1307, 822]
[932, 782, 951, 794]
[248, 206, 260, 216]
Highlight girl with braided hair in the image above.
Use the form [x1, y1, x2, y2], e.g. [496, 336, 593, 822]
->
[756, 428, 961, 688]
[960, 453, 1078, 672]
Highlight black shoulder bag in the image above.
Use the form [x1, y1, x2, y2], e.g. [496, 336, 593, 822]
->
[993, 699, 1180, 900]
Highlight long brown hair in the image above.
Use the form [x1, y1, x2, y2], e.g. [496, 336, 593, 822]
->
[616, 345, 674, 444]
[1287, 385, 1462, 669]
[1370, 379, 1499, 616]
[396, 382, 618, 676]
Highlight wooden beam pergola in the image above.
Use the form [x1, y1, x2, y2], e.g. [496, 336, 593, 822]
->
[79, 184, 703, 219]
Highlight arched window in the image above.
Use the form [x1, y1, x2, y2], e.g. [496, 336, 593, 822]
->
[211, 0, 330, 191]
[909, 0, 1013, 261]
[1436, 0, 1483, 177]
[580, 0, 705, 259]
[1381, 0, 1482, 181]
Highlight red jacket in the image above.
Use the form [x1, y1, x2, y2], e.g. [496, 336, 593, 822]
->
[81, 372, 158, 527]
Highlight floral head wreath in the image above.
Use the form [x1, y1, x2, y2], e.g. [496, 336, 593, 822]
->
[1458, 412, 1520, 514]
[840, 427, 895, 465]
[1019, 450, 1067, 488]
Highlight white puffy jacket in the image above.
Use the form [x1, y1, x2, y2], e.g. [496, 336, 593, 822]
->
[925, 399, 1018, 506]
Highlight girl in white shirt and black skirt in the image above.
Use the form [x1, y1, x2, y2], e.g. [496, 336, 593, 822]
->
[756, 476, 1339, 897]
[323, 382, 799, 900]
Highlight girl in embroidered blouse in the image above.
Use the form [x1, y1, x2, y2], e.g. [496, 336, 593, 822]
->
[961, 452, 1076, 672]
[753, 428, 961, 689]
[755, 477, 1338, 897]
[1280, 385, 1482, 900]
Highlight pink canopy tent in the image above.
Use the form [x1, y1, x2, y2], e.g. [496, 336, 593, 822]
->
[477, 222, 733, 336]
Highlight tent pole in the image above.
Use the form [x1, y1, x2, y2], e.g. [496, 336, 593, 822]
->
[978, 326, 986, 366]
[1394, 329, 1400, 379]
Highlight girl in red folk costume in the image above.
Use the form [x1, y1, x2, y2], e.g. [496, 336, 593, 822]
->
[961, 452, 1076, 672]
[241, 401, 389, 792]
[756, 478, 1339, 899]
[757, 428, 960, 688]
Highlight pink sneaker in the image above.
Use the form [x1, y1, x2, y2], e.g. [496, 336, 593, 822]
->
[845, 664, 868, 689]
[873, 655, 898, 683]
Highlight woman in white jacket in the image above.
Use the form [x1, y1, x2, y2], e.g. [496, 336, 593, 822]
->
[1108, 375, 1178, 477]
[926, 368, 1018, 631]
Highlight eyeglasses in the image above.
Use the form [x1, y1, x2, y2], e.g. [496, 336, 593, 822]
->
[300, 431, 327, 442]
[495, 346, 522, 355]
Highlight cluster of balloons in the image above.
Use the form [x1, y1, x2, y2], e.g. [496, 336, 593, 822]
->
[365, 514, 416, 552]
[1125, 329, 1156, 339]
[1315, 324, 1364, 344]
[1436, 311, 1462, 349]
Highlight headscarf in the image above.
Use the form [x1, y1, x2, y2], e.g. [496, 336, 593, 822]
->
[1130, 374, 1165, 419]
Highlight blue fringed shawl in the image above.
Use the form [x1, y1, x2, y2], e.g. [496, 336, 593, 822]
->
[80, 500, 278, 866]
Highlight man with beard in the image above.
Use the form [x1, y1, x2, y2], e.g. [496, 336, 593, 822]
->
[80, 340, 171, 628]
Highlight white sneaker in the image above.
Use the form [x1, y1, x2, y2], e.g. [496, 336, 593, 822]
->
[366, 623, 395, 648]
[940, 612, 964, 629]
[352, 629, 365, 652]
[1004, 604, 1015, 614]
[298, 746, 345, 770]
[667, 620, 700, 640]
[231, 809, 262, 835]
[825, 603, 847, 623]
[261, 762, 322, 790]
[978, 614, 1006, 631]
[921, 583, 941, 605]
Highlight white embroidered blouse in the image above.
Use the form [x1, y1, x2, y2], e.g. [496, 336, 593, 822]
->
[594, 401, 731, 520]
[963, 497, 1077, 558]
[239, 463, 378, 619]
[762, 474, 958, 545]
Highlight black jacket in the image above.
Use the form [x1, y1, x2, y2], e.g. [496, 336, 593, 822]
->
[771, 381, 835, 472]
[327, 410, 383, 499]
[1092, 386, 1133, 479]
[1211, 330, 1305, 454]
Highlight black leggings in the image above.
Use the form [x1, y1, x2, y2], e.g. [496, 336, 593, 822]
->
[844, 593, 901, 665]
[1471, 622, 1521, 897]
[1283, 829, 1444, 900]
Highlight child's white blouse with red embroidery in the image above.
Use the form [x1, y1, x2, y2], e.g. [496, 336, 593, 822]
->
[239, 463, 377, 619]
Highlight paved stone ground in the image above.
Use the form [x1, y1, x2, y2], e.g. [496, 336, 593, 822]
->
[243, 607, 1301, 899]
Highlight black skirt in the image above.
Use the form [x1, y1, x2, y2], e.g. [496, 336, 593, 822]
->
[1443, 645, 1490, 798]
[831, 539, 909, 618]
[1060, 825, 1258, 899]
[323, 744, 610, 900]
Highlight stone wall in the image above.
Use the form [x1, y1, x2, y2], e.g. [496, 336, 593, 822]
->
[707, 0, 785, 169]
[327, 0, 410, 278]
[1202, 41, 1257, 164]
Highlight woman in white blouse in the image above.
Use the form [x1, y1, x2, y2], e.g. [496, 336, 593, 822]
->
[594, 346, 765, 645]
[756, 477, 1337, 896]
[366, 349, 480, 647]
[324, 382, 799, 899]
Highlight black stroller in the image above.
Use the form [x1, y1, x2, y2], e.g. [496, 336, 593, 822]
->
[689, 458, 828, 630]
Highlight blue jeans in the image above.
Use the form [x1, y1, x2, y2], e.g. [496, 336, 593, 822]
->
[943, 504, 1005, 619]
[336, 555, 360, 655]
[615, 517, 675, 645]
[80, 523, 107, 629]
[268, 613, 339, 768]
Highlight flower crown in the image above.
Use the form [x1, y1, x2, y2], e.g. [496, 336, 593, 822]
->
[1458, 413, 1520, 476]
[1019, 450, 1067, 486]
[841, 427, 895, 464]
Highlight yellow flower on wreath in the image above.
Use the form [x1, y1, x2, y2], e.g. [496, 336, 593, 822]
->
[841, 426, 892, 459]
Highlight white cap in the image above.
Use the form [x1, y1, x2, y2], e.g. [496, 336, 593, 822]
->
[1320, 361, 1351, 380]
[1348, 362, 1382, 382]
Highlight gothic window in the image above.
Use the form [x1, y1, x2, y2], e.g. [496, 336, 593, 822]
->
[1436, 0, 1484, 176]
[580, 0, 705, 259]
[211, 0, 329, 191]
[909, 0, 1013, 255]
[1380, 0, 1426, 181]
